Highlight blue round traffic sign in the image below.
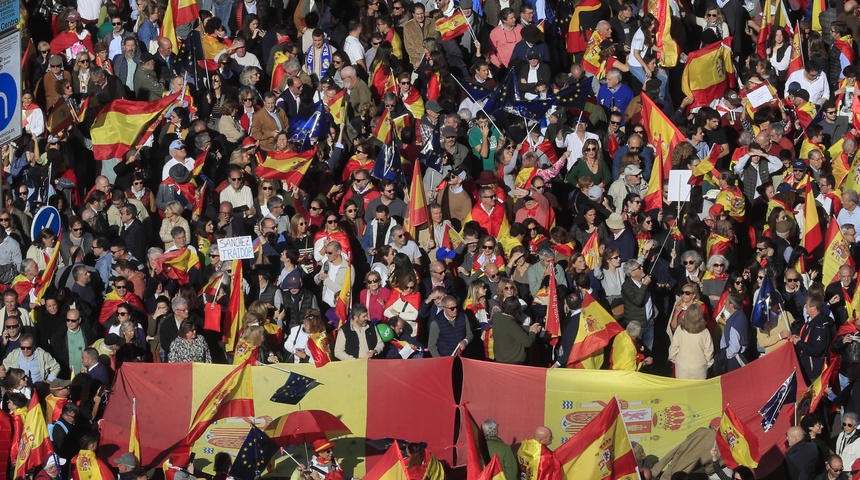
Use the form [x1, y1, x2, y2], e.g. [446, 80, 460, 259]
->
[31, 206, 62, 240]
[0, 73, 16, 132]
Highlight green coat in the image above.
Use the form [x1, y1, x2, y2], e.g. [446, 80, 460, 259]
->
[486, 437, 518, 480]
[491, 312, 535, 364]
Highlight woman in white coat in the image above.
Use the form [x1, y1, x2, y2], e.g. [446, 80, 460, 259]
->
[668, 303, 714, 380]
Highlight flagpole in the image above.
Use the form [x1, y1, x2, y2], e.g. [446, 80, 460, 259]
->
[648, 201, 684, 275]
[450, 74, 501, 132]
[279, 447, 304, 467]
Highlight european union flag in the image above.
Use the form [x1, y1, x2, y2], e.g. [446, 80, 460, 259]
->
[288, 101, 328, 151]
[372, 143, 406, 185]
[751, 271, 779, 329]
[459, 80, 493, 103]
[758, 370, 797, 432]
[270, 372, 321, 405]
[483, 70, 518, 115]
[178, 30, 203, 76]
[228, 425, 280, 480]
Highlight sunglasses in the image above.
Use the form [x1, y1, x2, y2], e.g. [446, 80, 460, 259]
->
[66, 318, 80, 322]
[683, 260, 697, 265]
[71, 227, 82, 232]
[4, 324, 19, 329]
[713, 263, 724, 267]
[262, 186, 273, 190]
[133, 181, 143, 185]
[326, 220, 338, 224]
[20, 346, 33, 351]
[786, 278, 799, 282]
[682, 291, 694, 296]
[367, 279, 380, 284]
[482, 245, 494, 250]
[346, 209, 357, 213]
[845, 423, 856, 427]
[585, 147, 597, 152]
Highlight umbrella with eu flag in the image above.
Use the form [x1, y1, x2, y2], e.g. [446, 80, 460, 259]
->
[271, 371, 322, 405]
[228, 425, 280, 480]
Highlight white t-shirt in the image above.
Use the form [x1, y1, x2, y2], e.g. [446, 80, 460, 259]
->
[628, 29, 647, 68]
[343, 36, 365, 66]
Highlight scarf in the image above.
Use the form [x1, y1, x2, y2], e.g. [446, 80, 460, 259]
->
[305, 42, 332, 78]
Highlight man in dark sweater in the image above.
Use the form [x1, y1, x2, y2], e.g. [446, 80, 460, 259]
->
[491, 297, 542, 364]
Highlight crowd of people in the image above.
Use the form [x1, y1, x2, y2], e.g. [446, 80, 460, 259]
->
[10, 0, 860, 475]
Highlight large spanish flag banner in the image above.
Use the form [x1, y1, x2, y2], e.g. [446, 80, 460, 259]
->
[435, 10, 469, 42]
[257, 147, 317, 187]
[640, 94, 685, 174]
[555, 397, 639, 480]
[459, 343, 803, 477]
[151, 247, 200, 285]
[91, 92, 181, 160]
[681, 39, 737, 109]
[100, 359, 457, 476]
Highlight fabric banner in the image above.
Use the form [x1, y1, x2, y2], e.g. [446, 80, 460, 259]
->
[100, 359, 456, 476]
[460, 343, 802, 477]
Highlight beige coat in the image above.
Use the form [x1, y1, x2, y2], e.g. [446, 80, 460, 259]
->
[668, 327, 714, 380]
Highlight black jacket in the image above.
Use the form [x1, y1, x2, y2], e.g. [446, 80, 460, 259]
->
[120, 218, 146, 264]
[796, 312, 835, 383]
[785, 440, 820, 480]
[50, 325, 97, 378]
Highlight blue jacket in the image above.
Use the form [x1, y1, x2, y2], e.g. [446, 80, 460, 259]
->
[597, 83, 634, 121]
[137, 20, 159, 47]
[613, 145, 654, 180]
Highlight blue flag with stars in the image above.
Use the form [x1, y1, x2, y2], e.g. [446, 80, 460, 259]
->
[372, 142, 406, 184]
[751, 271, 779, 329]
[758, 370, 797, 432]
[288, 101, 328, 151]
[270, 372, 321, 405]
[228, 425, 280, 480]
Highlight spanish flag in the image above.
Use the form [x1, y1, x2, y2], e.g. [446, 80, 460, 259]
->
[257, 146, 317, 187]
[567, 0, 602, 53]
[169, 361, 255, 467]
[801, 182, 822, 253]
[72, 448, 114, 480]
[811, 0, 825, 32]
[460, 405, 489, 476]
[35, 233, 61, 301]
[681, 38, 737, 108]
[581, 230, 600, 271]
[371, 64, 396, 101]
[477, 455, 505, 480]
[545, 264, 562, 347]
[374, 107, 393, 143]
[653, 0, 679, 66]
[402, 87, 425, 119]
[689, 144, 721, 185]
[99, 290, 147, 325]
[436, 10, 469, 41]
[47, 96, 74, 135]
[193, 183, 206, 217]
[168, 0, 198, 28]
[567, 292, 623, 367]
[91, 92, 181, 160]
[306, 331, 332, 367]
[232, 338, 260, 365]
[706, 232, 733, 259]
[129, 398, 141, 463]
[581, 31, 604, 75]
[332, 263, 352, 329]
[640, 94, 684, 173]
[162, 0, 179, 53]
[644, 135, 664, 212]
[796, 361, 835, 422]
[516, 438, 561, 480]
[425, 454, 446, 480]
[787, 23, 804, 79]
[223, 259, 246, 352]
[555, 397, 639, 480]
[328, 89, 347, 125]
[11, 274, 36, 307]
[823, 218, 856, 285]
[152, 248, 200, 285]
[716, 406, 760, 469]
[403, 162, 428, 239]
[14, 393, 54, 478]
[364, 443, 409, 480]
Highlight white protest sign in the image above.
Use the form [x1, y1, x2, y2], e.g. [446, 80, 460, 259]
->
[217, 236, 255, 261]
[668, 170, 693, 203]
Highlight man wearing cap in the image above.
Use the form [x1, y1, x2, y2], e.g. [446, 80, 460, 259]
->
[604, 212, 637, 261]
[607, 165, 647, 214]
[113, 452, 139, 477]
[133, 52, 166, 101]
[440, 125, 472, 170]
[45, 378, 72, 423]
[785, 60, 831, 106]
[777, 159, 812, 193]
[37, 455, 66, 480]
[516, 48, 551, 95]
[42, 55, 73, 111]
[296, 439, 344, 478]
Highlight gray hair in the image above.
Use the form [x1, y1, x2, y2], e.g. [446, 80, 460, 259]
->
[20, 258, 37, 274]
[171, 296, 188, 311]
[680, 250, 703, 267]
[482, 419, 499, 438]
[120, 320, 135, 332]
[72, 265, 88, 281]
[267, 197, 283, 210]
[458, 108, 473, 122]
[626, 320, 642, 337]
[537, 248, 556, 261]
[843, 224, 856, 236]
[845, 189, 859, 205]
[622, 260, 641, 276]
[171, 226, 186, 238]
[726, 292, 743, 310]
[738, 130, 755, 147]
[845, 412, 859, 424]
[706, 254, 728, 271]
[239, 66, 262, 86]
[147, 247, 164, 264]
[606, 68, 623, 81]
[195, 133, 211, 149]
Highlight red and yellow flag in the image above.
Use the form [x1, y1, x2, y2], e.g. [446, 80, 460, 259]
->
[801, 182, 822, 253]
[91, 92, 181, 160]
[797, 361, 835, 421]
[404, 163, 428, 239]
[652, 0, 679, 66]
[823, 218, 856, 284]
[169, 361, 255, 467]
[364, 443, 409, 480]
[436, 10, 469, 41]
[129, 398, 141, 463]
[681, 38, 737, 108]
[162, 0, 178, 53]
[374, 107, 393, 143]
[582, 229, 600, 271]
[644, 135, 664, 212]
[232, 339, 261, 365]
[568, 293, 624, 366]
[555, 397, 639, 480]
[641, 94, 685, 173]
[333, 263, 352, 328]
[811, 0, 826, 32]
[461, 405, 488, 477]
[193, 183, 207, 217]
[306, 331, 332, 367]
[567, 0, 602, 53]
[689, 144, 722, 185]
[98, 290, 146, 325]
[223, 259, 245, 352]
[545, 264, 561, 346]
[257, 147, 317, 187]
[35, 232, 62, 301]
[72, 449, 114, 480]
[516, 438, 561, 480]
[15, 393, 54, 478]
[152, 248, 200, 284]
[787, 23, 804, 79]
[328, 89, 347, 125]
[47, 96, 74, 135]
[169, 0, 198, 28]
[716, 406, 760, 469]
[476, 455, 505, 480]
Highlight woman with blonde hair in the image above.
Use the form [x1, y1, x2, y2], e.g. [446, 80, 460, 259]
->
[234, 324, 278, 364]
[159, 201, 191, 249]
[246, 300, 285, 349]
[668, 303, 714, 379]
[464, 281, 490, 328]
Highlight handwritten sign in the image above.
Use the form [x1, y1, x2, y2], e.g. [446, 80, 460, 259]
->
[217, 236, 255, 261]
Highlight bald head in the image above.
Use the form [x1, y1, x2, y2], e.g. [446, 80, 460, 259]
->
[786, 426, 805, 446]
[534, 426, 553, 445]
[484, 263, 499, 278]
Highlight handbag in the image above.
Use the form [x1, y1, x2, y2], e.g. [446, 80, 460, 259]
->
[713, 347, 728, 375]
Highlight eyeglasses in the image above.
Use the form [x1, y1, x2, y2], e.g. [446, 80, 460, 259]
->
[4, 324, 19, 329]
[325, 250, 337, 255]
[210, 253, 220, 258]
[242, 98, 254, 103]
[115, 284, 127, 290]
[400, 81, 410, 85]
[610, 120, 621, 125]
[611, 255, 620, 260]
[230, 177, 243, 182]
[40, 49, 50, 54]
[367, 279, 380, 284]
[585, 147, 597, 152]
[707, 13, 718, 17]
[310, 205, 323, 211]
[504, 145, 515, 150]
[66, 318, 80, 322]
[482, 195, 496, 199]
[757, 275, 766, 280]
[112, 21, 123, 25]
[713, 263, 725, 267]
[79, 59, 89, 64]
[117, 311, 129, 316]
[404, 284, 416, 290]
[109, 249, 120, 254]
[262, 186, 273, 190]
[133, 181, 143, 186]
[483, 245, 494, 250]
[786, 278, 799, 282]
[444, 306, 457, 310]
[20, 346, 33, 351]
[394, 233, 404, 238]
[734, 280, 743, 285]
[683, 260, 697, 265]
[18, 191, 27, 196]
[372, 41, 381, 46]
[682, 291, 694, 295]
[826, 110, 837, 115]
[829, 467, 843, 473]
[326, 220, 338, 224]
[845, 423, 856, 427]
